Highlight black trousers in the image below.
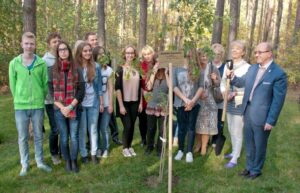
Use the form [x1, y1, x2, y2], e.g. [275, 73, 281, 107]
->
[120, 101, 139, 148]
[109, 112, 119, 140]
[146, 115, 165, 153]
[212, 109, 224, 144]
[138, 109, 147, 144]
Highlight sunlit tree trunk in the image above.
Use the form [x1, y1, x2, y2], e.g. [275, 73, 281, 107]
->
[285, 0, 292, 48]
[23, 0, 36, 34]
[211, 0, 225, 44]
[227, 0, 240, 58]
[246, 0, 258, 62]
[98, 0, 106, 48]
[292, 0, 300, 44]
[262, 0, 274, 42]
[273, 0, 283, 56]
[74, 0, 82, 40]
[139, 0, 147, 50]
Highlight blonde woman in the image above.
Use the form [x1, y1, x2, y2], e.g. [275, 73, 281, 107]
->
[221, 40, 250, 168]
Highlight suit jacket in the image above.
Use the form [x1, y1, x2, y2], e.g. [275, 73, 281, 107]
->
[231, 61, 287, 127]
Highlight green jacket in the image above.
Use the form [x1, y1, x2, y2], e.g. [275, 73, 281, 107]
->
[9, 54, 48, 110]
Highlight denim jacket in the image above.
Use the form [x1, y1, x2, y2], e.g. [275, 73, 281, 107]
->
[90, 63, 103, 108]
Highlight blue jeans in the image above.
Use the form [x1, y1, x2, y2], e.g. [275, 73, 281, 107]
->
[177, 104, 200, 153]
[79, 106, 99, 156]
[98, 107, 111, 151]
[15, 109, 45, 168]
[54, 109, 79, 160]
[45, 104, 59, 156]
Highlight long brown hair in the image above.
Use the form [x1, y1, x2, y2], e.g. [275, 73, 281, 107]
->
[75, 42, 96, 83]
[53, 41, 77, 83]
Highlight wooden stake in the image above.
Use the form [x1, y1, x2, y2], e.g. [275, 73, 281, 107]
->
[168, 63, 173, 193]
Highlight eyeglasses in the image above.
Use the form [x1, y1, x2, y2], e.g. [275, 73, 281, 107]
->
[58, 48, 68, 52]
[254, 50, 270, 55]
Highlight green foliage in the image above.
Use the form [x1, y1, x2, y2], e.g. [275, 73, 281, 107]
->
[170, 0, 214, 49]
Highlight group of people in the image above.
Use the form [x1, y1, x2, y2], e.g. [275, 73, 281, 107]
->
[9, 31, 287, 180]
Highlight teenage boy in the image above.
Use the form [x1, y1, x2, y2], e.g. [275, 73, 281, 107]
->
[9, 32, 52, 176]
[43, 32, 61, 165]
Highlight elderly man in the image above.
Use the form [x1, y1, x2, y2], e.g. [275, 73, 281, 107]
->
[227, 42, 287, 179]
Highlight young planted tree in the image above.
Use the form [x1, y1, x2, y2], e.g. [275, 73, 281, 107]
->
[98, 0, 106, 48]
[273, 0, 283, 56]
[211, 0, 225, 44]
[139, 0, 148, 50]
[23, 0, 36, 34]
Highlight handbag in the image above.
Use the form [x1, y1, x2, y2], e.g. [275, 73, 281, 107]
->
[209, 63, 223, 103]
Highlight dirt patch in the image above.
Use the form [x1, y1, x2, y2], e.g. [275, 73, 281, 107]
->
[145, 175, 179, 188]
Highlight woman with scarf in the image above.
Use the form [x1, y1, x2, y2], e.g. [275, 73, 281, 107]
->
[220, 40, 250, 168]
[195, 48, 221, 156]
[76, 42, 103, 165]
[50, 41, 85, 173]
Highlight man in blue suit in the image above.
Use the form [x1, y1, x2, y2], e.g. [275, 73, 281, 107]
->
[226, 42, 287, 179]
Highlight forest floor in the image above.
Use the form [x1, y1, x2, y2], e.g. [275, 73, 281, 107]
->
[0, 90, 299, 193]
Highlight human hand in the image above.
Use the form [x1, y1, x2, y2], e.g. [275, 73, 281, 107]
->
[120, 105, 127, 115]
[61, 106, 70, 117]
[226, 69, 234, 79]
[100, 104, 104, 113]
[264, 123, 273, 131]
[108, 105, 113, 114]
[138, 103, 143, 113]
[210, 72, 217, 81]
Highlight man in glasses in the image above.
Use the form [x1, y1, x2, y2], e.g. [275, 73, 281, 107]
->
[226, 42, 287, 179]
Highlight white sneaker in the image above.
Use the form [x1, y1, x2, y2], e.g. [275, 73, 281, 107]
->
[122, 148, 132, 157]
[102, 150, 108, 158]
[186, 152, 193, 163]
[174, 150, 184, 160]
[19, 166, 29, 176]
[128, 147, 137, 156]
[37, 163, 52, 173]
[51, 155, 61, 165]
[96, 149, 102, 158]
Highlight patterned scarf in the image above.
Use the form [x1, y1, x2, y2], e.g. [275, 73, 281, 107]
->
[53, 60, 78, 118]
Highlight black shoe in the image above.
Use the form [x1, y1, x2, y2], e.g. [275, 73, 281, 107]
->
[71, 159, 79, 173]
[113, 138, 122, 145]
[144, 147, 153, 156]
[65, 160, 72, 172]
[81, 156, 89, 164]
[91, 155, 98, 164]
[239, 169, 250, 177]
[246, 173, 262, 180]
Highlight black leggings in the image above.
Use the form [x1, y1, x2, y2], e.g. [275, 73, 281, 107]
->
[120, 101, 139, 148]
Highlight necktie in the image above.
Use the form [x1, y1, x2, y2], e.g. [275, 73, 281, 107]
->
[249, 67, 266, 101]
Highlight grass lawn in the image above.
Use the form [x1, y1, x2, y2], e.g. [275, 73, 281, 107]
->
[0, 92, 299, 193]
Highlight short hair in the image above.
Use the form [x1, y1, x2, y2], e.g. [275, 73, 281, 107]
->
[212, 43, 225, 56]
[122, 45, 138, 60]
[141, 45, 154, 57]
[46, 32, 61, 44]
[231, 40, 246, 52]
[84, 32, 97, 41]
[22, 32, 36, 41]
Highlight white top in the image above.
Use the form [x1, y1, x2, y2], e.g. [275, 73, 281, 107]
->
[101, 66, 113, 107]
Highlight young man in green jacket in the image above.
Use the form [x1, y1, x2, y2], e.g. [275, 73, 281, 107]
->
[9, 32, 52, 176]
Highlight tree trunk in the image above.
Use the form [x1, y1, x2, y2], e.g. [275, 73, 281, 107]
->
[227, 0, 240, 58]
[159, 0, 167, 51]
[211, 0, 225, 44]
[98, 0, 106, 48]
[74, 0, 82, 40]
[23, 0, 36, 34]
[256, 0, 266, 44]
[246, 0, 258, 62]
[273, 0, 283, 55]
[132, 0, 137, 37]
[139, 0, 147, 50]
[292, 0, 300, 44]
[262, 0, 274, 42]
[285, 0, 292, 48]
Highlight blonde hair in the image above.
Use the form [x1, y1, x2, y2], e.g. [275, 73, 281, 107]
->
[212, 43, 225, 59]
[141, 45, 154, 57]
[231, 40, 247, 57]
[22, 32, 36, 41]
